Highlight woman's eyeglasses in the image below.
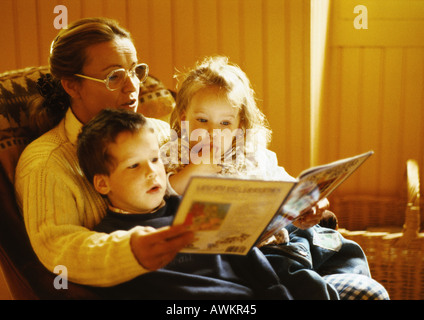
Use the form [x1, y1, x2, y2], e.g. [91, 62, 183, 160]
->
[74, 63, 149, 91]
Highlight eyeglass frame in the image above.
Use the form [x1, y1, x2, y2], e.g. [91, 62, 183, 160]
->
[74, 63, 149, 91]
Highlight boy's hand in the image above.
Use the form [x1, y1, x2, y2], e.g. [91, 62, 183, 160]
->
[130, 225, 194, 270]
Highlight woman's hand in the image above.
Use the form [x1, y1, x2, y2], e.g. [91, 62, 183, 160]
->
[130, 225, 194, 270]
[292, 198, 330, 230]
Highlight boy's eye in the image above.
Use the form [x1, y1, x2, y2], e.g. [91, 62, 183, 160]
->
[196, 118, 207, 123]
[221, 121, 231, 126]
[128, 163, 138, 169]
[151, 157, 159, 163]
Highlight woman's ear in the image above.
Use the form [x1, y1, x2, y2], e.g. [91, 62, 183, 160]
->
[93, 174, 111, 196]
[61, 78, 81, 99]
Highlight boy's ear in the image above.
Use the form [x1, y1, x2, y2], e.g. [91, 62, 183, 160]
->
[93, 174, 110, 196]
[61, 78, 81, 99]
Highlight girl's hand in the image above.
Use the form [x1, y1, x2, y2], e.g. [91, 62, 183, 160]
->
[293, 198, 330, 230]
[169, 162, 222, 195]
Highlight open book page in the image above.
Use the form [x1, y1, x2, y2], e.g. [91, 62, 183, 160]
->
[173, 177, 295, 255]
[258, 151, 374, 243]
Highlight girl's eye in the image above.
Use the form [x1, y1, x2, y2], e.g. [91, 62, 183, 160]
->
[128, 163, 138, 169]
[196, 118, 207, 123]
[221, 121, 231, 126]
[151, 157, 159, 163]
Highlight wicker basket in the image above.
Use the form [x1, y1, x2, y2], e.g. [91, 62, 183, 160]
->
[330, 159, 424, 300]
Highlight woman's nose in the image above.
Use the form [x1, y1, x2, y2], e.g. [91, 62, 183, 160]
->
[122, 73, 139, 93]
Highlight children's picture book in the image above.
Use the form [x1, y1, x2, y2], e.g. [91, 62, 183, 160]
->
[173, 150, 374, 255]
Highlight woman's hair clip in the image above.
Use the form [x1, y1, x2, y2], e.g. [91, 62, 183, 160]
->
[37, 73, 70, 114]
[37, 73, 56, 99]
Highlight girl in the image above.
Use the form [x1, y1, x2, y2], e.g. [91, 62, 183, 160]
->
[162, 56, 294, 193]
[161, 55, 327, 230]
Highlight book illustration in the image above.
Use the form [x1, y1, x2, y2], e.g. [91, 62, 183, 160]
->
[183, 201, 231, 231]
[174, 177, 294, 255]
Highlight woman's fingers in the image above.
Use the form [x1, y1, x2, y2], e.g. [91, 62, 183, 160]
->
[130, 225, 194, 270]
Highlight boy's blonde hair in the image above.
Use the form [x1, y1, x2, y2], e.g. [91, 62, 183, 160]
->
[170, 56, 272, 146]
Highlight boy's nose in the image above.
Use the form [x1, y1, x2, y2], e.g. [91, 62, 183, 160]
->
[147, 170, 157, 179]
[145, 161, 156, 177]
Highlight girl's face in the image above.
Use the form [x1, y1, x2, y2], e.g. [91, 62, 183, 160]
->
[95, 127, 167, 213]
[68, 37, 140, 124]
[182, 86, 241, 160]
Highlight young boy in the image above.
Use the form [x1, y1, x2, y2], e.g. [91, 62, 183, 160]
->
[77, 108, 296, 299]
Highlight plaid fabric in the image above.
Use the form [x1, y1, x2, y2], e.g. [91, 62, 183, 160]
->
[324, 274, 390, 300]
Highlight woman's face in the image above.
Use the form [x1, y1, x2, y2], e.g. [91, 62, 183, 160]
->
[69, 37, 140, 124]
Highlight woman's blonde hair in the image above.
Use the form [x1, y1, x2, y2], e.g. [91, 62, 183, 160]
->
[169, 56, 272, 146]
[30, 17, 133, 136]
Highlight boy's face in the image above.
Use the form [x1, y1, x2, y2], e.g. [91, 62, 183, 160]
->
[94, 127, 167, 213]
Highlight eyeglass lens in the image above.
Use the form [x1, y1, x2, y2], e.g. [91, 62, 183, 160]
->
[107, 65, 148, 90]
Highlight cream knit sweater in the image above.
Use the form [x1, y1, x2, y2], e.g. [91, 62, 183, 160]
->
[14, 108, 171, 287]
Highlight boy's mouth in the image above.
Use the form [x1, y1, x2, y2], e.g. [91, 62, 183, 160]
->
[147, 184, 162, 194]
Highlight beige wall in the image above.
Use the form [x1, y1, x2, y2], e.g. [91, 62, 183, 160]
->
[0, 0, 311, 177]
[315, 0, 424, 199]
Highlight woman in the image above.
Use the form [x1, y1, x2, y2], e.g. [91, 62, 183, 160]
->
[15, 17, 194, 287]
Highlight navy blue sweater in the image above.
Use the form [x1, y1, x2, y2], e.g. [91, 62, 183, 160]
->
[92, 196, 292, 300]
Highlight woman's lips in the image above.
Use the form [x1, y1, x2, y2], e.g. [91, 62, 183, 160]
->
[122, 99, 137, 108]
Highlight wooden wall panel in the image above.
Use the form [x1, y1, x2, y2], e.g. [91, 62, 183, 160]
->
[0, 0, 17, 71]
[262, 0, 311, 176]
[194, 0, 219, 60]
[14, 0, 40, 68]
[0, 0, 310, 179]
[283, 0, 310, 175]
[316, 0, 424, 199]
[263, 0, 290, 170]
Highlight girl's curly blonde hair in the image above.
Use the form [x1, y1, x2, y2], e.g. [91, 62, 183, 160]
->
[169, 56, 272, 146]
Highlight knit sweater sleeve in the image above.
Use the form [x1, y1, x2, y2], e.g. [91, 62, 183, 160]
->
[14, 135, 149, 287]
